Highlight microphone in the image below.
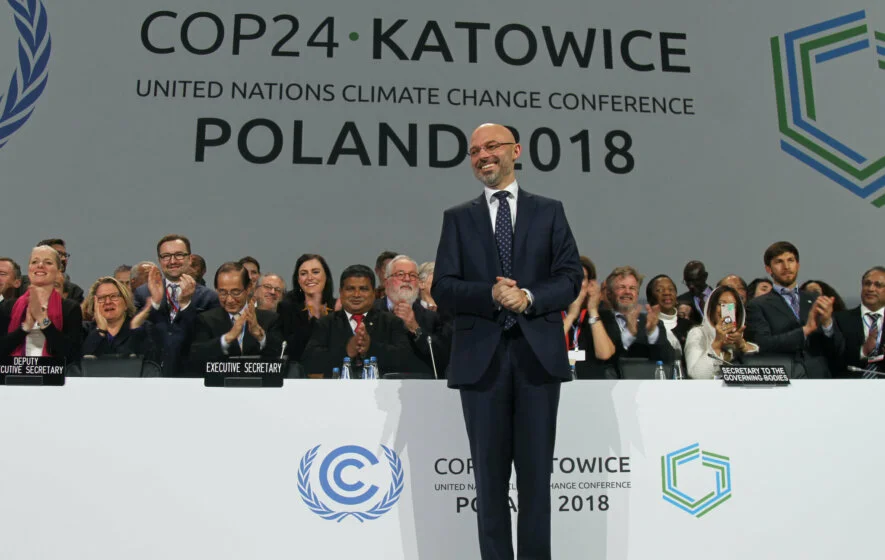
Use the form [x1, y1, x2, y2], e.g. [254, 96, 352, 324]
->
[279, 341, 288, 360]
[847, 365, 883, 379]
[707, 352, 735, 366]
[427, 335, 439, 380]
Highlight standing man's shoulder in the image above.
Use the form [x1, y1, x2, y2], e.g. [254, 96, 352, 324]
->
[444, 195, 485, 216]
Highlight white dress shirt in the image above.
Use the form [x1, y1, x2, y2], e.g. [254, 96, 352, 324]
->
[484, 181, 518, 232]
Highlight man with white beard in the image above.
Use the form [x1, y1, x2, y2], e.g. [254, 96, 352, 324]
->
[374, 255, 452, 378]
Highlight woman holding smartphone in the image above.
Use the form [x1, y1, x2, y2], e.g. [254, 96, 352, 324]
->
[685, 285, 758, 379]
[0, 246, 82, 360]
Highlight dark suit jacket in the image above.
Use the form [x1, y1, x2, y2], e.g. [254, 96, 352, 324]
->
[0, 297, 82, 362]
[432, 190, 582, 386]
[832, 306, 880, 378]
[611, 312, 674, 370]
[137, 283, 220, 376]
[373, 298, 452, 377]
[745, 290, 844, 379]
[81, 321, 150, 357]
[301, 309, 413, 377]
[190, 307, 283, 363]
[277, 297, 333, 363]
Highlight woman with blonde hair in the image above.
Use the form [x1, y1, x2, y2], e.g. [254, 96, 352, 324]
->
[81, 276, 151, 356]
[0, 246, 82, 360]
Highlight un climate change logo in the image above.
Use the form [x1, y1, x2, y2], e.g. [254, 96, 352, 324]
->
[661, 443, 732, 518]
[0, 0, 51, 149]
[771, 10, 885, 207]
[298, 444, 404, 522]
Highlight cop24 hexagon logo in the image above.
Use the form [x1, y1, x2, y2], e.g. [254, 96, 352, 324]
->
[771, 10, 885, 207]
[298, 444, 404, 522]
[661, 443, 732, 518]
[0, 0, 51, 149]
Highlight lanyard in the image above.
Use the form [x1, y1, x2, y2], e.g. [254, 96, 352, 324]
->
[562, 309, 587, 350]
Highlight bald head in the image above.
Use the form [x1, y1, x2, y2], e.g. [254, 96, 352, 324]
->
[469, 123, 521, 188]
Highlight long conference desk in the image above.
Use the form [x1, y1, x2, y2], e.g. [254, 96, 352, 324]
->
[0, 375, 879, 559]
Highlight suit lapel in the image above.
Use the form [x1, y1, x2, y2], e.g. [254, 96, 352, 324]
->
[766, 291, 800, 325]
[512, 189, 536, 277]
[798, 290, 815, 323]
[468, 194, 502, 278]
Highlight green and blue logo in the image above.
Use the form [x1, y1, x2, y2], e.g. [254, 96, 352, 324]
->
[771, 10, 885, 207]
[661, 443, 732, 518]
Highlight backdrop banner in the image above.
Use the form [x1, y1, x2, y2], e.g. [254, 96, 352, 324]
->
[1, 1, 883, 293]
[0, 379, 880, 559]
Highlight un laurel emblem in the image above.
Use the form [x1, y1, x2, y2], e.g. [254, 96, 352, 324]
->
[298, 444, 405, 522]
[0, 0, 51, 149]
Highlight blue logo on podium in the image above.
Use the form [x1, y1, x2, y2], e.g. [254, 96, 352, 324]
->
[298, 444, 404, 522]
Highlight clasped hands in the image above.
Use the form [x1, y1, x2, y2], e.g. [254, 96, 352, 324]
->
[224, 304, 265, 345]
[623, 303, 661, 337]
[346, 323, 371, 358]
[493, 277, 529, 314]
[21, 285, 51, 331]
[803, 295, 835, 337]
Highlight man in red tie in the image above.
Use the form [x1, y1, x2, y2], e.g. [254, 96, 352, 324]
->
[302, 264, 412, 377]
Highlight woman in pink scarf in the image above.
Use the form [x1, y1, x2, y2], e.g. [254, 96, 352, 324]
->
[0, 246, 82, 360]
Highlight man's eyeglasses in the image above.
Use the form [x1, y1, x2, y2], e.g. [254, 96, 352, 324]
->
[468, 141, 515, 157]
[159, 252, 190, 262]
[390, 271, 419, 282]
[96, 294, 122, 303]
[218, 289, 246, 299]
[863, 280, 885, 290]
[261, 285, 284, 294]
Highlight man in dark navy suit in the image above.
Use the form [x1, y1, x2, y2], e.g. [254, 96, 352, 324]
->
[745, 241, 843, 378]
[134, 234, 219, 376]
[832, 266, 885, 377]
[432, 123, 582, 560]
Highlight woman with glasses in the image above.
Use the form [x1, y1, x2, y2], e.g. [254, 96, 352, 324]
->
[0, 246, 82, 360]
[81, 277, 151, 357]
[277, 253, 335, 362]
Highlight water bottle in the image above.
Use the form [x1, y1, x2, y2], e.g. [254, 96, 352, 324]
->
[332, 367, 341, 379]
[671, 361, 685, 380]
[654, 360, 667, 380]
[340, 357, 352, 380]
[363, 356, 379, 380]
[371, 356, 381, 379]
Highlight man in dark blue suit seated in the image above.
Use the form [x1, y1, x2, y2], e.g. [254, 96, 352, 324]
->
[134, 234, 219, 376]
[302, 265, 413, 377]
[605, 266, 673, 372]
[432, 123, 582, 560]
[373, 254, 451, 378]
[190, 261, 282, 365]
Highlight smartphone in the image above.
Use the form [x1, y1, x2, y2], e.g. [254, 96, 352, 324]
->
[721, 302, 736, 325]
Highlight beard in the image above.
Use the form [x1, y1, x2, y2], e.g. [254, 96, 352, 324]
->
[474, 157, 513, 188]
[615, 300, 637, 314]
[389, 284, 419, 305]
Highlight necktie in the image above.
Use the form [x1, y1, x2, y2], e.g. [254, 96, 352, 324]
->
[231, 313, 245, 348]
[166, 284, 180, 318]
[352, 313, 365, 332]
[780, 288, 799, 320]
[493, 191, 516, 330]
[866, 313, 881, 349]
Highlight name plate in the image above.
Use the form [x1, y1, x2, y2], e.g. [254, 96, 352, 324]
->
[0, 357, 66, 386]
[721, 366, 790, 386]
[203, 357, 286, 388]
